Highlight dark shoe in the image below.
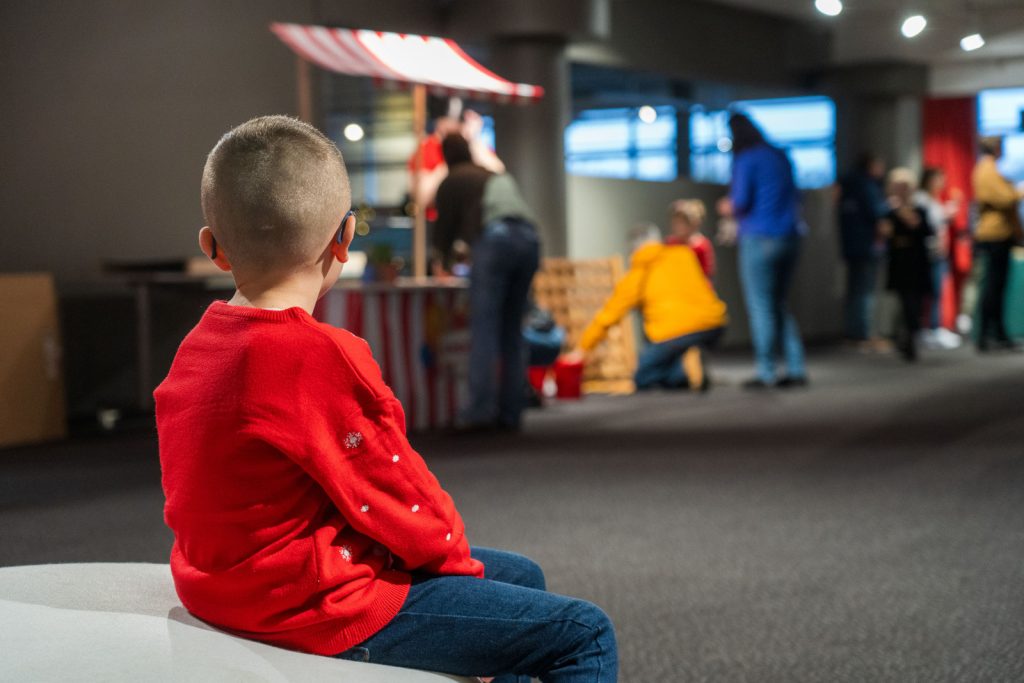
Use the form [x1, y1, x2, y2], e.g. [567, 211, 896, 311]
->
[742, 378, 773, 390]
[992, 337, 1023, 352]
[776, 375, 809, 388]
[898, 339, 917, 362]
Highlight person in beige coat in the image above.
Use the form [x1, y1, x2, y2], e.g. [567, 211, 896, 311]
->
[971, 136, 1023, 351]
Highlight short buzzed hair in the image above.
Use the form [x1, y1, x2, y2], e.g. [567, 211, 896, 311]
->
[201, 116, 350, 273]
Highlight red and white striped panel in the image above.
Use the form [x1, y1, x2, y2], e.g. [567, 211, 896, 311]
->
[270, 23, 544, 104]
[315, 287, 470, 431]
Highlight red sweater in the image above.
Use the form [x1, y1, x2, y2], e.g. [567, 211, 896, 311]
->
[155, 302, 483, 655]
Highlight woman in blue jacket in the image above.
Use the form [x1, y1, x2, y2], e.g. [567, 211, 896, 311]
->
[719, 113, 808, 388]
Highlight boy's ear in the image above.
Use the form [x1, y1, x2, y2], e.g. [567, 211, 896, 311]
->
[198, 226, 232, 272]
[331, 212, 357, 263]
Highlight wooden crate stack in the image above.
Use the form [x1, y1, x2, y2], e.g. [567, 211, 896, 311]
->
[532, 257, 637, 395]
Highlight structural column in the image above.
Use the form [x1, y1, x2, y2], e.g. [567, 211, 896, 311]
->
[491, 38, 571, 257]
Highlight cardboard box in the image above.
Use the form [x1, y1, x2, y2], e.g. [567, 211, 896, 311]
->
[0, 273, 67, 448]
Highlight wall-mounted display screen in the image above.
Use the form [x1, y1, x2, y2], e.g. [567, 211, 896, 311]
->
[978, 87, 1024, 182]
[565, 106, 678, 182]
[690, 96, 837, 190]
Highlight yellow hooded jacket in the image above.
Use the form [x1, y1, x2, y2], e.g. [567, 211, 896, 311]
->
[579, 242, 728, 352]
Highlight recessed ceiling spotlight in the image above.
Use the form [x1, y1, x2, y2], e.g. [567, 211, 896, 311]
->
[960, 33, 985, 51]
[901, 15, 927, 38]
[814, 0, 843, 17]
[638, 106, 658, 124]
[343, 123, 365, 142]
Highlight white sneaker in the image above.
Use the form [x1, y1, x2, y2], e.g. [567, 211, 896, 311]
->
[956, 314, 972, 335]
[936, 328, 962, 349]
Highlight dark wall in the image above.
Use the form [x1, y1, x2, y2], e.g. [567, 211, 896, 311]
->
[0, 0, 443, 286]
[0, 1, 312, 283]
[569, 0, 831, 89]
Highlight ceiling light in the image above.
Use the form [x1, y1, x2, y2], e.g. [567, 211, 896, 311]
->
[814, 0, 843, 17]
[343, 123, 365, 142]
[901, 15, 927, 38]
[638, 106, 658, 124]
[960, 33, 985, 51]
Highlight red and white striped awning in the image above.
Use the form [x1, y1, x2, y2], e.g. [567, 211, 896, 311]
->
[270, 23, 545, 104]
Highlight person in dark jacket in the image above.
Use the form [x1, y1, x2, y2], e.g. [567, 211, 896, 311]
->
[837, 153, 889, 344]
[971, 136, 1024, 351]
[883, 168, 934, 362]
[717, 113, 807, 389]
[434, 134, 540, 431]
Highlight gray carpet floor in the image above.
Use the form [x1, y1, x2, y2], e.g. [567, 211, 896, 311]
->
[2, 346, 1023, 682]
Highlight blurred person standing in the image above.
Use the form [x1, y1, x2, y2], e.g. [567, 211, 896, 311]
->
[434, 133, 540, 430]
[914, 167, 963, 350]
[971, 136, 1023, 351]
[718, 113, 807, 389]
[408, 115, 462, 221]
[883, 168, 934, 362]
[837, 153, 889, 348]
[665, 199, 716, 387]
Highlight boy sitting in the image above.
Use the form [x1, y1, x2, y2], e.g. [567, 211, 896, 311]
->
[154, 116, 616, 681]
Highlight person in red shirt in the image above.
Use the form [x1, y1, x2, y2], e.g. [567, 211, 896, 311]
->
[156, 115, 616, 681]
[664, 199, 718, 389]
[665, 199, 716, 280]
[408, 111, 506, 221]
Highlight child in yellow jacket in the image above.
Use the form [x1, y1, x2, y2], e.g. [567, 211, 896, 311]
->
[570, 224, 728, 390]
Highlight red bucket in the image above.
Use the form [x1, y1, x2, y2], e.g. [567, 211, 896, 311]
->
[553, 357, 584, 400]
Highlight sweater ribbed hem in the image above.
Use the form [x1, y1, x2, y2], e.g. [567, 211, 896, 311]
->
[209, 572, 412, 656]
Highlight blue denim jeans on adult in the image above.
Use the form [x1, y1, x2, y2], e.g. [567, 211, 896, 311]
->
[843, 256, 878, 340]
[465, 218, 540, 428]
[928, 258, 947, 330]
[336, 547, 618, 682]
[738, 234, 807, 382]
[634, 327, 724, 389]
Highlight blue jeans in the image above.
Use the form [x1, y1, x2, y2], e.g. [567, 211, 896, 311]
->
[843, 256, 878, 340]
[928, 259, 947, 330]
[738, 234, 807, 382]
[634, 327, 724, 389]
[466, 219, 541, 428]
[336, 547, 618, 682]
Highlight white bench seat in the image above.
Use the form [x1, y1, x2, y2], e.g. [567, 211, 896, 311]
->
[0, 562, 472, 682]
